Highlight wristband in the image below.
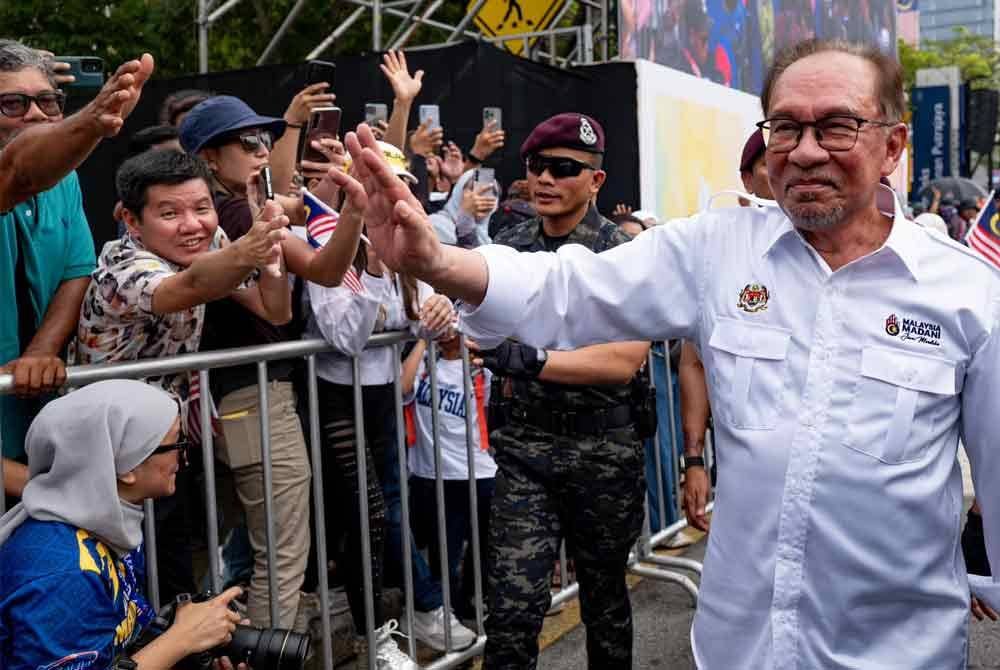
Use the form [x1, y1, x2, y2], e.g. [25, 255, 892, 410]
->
[285, 122, 303, 129]
[684, 455, 705, 470]
[467, 151, 484, 164]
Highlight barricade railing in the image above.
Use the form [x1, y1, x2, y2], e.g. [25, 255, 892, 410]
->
[0, 333, 713, 668]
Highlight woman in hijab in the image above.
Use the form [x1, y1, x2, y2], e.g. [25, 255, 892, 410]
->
[0, 380, 245, 669]
[428, 169, 498, 248]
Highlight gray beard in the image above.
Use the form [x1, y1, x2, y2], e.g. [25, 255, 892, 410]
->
[783, 197, 846, 231]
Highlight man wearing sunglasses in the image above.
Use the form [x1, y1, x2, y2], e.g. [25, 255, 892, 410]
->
[473, 113, 651, 670]
[330, 38, 1000, 670]
[0, 41, 152, 507]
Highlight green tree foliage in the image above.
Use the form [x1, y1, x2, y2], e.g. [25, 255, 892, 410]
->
[899, 27, 1000, 91]
[0, 0, 474, 78]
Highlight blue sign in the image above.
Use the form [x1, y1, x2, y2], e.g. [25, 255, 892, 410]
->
[911, 85, 951, 195]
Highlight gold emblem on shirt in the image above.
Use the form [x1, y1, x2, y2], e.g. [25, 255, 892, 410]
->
[738, 283, 769, 313]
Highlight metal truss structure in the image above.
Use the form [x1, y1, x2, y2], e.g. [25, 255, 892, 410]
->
[196, 0, 613, 73]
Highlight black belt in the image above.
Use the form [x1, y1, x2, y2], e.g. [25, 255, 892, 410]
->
[509, 402, 633, 436]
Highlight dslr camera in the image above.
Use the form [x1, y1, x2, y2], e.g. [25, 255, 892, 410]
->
[138, 592, 311, 670]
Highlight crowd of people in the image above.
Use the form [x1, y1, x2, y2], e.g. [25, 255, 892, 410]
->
[1, 30, 999, 670]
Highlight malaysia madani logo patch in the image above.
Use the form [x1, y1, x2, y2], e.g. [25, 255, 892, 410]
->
[885, 314, 900, 336]
[738, 283, 769, 313]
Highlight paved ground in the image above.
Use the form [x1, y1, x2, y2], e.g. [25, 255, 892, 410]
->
[538, 535, 1000, 670]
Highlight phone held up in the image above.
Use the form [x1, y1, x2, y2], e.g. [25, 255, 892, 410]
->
[305, 59, 336, 87]
[476, 167, 497, 196]
[255, 166, 274, 210]
[55, 56, 105, 89]
[297, 106, 342, 166]
[418, 104, 441, 131]
[365, 103, 388, 126]
[483, 107, 502, 131]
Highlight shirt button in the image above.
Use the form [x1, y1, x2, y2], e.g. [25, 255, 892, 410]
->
[904, 368, 918, 383]
[24, 209, 32, 217]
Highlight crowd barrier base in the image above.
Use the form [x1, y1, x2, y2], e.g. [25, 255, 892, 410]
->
[0, 334, 713, 670]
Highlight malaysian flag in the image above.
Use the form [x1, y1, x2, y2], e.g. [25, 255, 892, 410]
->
[186, 372, 218, 445]
[966, 190, 1000, 268]
[302, 188, 365, 295]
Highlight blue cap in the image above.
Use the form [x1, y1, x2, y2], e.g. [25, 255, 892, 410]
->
[179, 95, 286, 154]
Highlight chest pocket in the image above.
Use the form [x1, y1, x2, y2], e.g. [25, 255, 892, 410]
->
[707, 317, 791, 430]
[844, 346, 958, 464]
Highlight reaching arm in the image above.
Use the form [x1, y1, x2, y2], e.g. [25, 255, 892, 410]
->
[151, 203, 287, 315]
[230, 249, 292, 325]
[540, 342, 650, 385]
[679, 340, 711, 456]
[380, 50, 424, 152]
[0, 54, 153, 212]
[272, 83, 337, 194]
[401, 338, 428, 396]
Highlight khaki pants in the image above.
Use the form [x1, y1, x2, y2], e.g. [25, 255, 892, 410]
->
[218, 381, 311, 629]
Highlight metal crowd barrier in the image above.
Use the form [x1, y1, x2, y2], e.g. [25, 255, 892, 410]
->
[0, 333, 713, 669]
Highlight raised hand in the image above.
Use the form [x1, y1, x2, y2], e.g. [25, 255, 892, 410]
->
[239, 191, 287, 275]
[440, 141, 464, 182]
[380, 49, 424, 104]
[409, 118, 444, 157]
[83, 54, 154, 137]
[339, 123, 446, 279]
[613, 203, 633, 217]
[471, 120, 505, 161]
[284, 82, 336, 127]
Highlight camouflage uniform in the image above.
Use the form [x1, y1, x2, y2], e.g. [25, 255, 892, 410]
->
[484, 206, 646, 670]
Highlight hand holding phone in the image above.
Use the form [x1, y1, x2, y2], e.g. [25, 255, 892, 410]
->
[306, 59, 336, 87]
[483, 107, 502, 131]
[298, 107, 342, 165]
[418, 104, 441, 131]
[365, 103, 388, 126]
[53, 56, 105, 89]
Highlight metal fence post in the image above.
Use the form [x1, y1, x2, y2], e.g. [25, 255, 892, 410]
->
[306, 355, 334, 670]
[427, 341, 453, 651]
[662, 342, 684, 521]
[352, 356, 377, 669]
[256, 362, 280, 627]
[200, 369, 223, 594]
[460, 342, 486, 633]
[392, 342, 418, 659]
[143, 499, 160, 610]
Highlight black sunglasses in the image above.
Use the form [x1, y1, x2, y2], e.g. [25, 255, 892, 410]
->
[0, 91, 66, 118]
[150, 439, 191, 468]
[222, 128, 275, 153]
[526, 154, 596, 179]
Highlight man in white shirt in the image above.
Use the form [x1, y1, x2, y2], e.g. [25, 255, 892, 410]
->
[327, 39, 1000, 670]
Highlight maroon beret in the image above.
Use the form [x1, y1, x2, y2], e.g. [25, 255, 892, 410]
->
[739, 128, 766, 173]
[520, 113, 605, 159]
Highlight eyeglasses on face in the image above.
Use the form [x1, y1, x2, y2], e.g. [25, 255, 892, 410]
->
[224, 128, 275, 153]
[526, 154, 596, 179]
[756, 115, 896, 153]
[150, 439, 191, 468]
[0, 91, 67, 118]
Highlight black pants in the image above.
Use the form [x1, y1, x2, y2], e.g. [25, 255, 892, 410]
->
[315, 380, 395, 632]
[154, 468, 197, 604]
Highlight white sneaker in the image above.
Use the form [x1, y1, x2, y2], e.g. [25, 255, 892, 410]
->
[354, 620, 419, 670]
[406, 606, 477, 651]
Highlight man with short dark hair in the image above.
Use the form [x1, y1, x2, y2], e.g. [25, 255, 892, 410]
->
[0, 40, 152, 503]
[475, 113, 650, 670]
[330, 38, 1000, 669]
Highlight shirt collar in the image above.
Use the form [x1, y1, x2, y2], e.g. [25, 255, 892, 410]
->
[761, 184, 921, 281]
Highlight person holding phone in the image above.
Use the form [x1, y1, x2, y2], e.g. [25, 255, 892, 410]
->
[179, 94, 367, 630]
[428, 170, 498, 248]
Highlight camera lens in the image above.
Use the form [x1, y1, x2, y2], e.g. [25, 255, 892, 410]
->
[82, 59, 102, 73]
[221, 625, 311, 670]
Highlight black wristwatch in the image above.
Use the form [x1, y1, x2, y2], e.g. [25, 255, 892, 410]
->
[113, 657, 138, 670]
[467, 151, 485, 164]
[683, 455, 706, 471]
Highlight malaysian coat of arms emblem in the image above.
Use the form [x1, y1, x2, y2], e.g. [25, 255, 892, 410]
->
[738, 283, 769, 312]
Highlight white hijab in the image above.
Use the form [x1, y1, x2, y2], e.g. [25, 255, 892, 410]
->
[0, 380, 178, 555]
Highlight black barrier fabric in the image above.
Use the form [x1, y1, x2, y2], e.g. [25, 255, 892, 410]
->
[74, 42, 638, 247]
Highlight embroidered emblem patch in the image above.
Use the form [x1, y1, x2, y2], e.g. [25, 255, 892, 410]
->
[42, 652, 99, 670]
[885, 314, 900, 336]
[885, 313, 941, 346]
[738, 283, 769, 313]
[579, 117, 598, 145]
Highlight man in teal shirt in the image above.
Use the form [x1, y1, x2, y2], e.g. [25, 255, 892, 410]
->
[0, 40, 153, 501]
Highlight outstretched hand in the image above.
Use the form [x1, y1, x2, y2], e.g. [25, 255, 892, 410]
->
[326, 123, 445, 280]
[380, 49, 424, 103]
[84, 54, 154, 137]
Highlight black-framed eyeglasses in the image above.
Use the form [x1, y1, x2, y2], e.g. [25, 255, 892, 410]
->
[526, 154, 596, 179]
[0, 91, 67, 118]
[756, 115, 896, 153]
[225, 128, 275, 154]
[150, 439, 191, 468]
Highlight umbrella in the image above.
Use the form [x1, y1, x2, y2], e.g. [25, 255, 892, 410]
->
[918, 177, 988, 205]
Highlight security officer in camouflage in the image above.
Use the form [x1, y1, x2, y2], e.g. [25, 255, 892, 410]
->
[478, 113, 651, 670]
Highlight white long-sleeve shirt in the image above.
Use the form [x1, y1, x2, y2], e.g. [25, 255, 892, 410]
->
[305, 272, 434, 386]
[459, 191, 1000, 670]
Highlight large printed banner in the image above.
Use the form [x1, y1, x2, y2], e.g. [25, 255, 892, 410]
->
[620, 0, 896, 95]
[910, 85, 952, 194]
[636, 59, 762, 218]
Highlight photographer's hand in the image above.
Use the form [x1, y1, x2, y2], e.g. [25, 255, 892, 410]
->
[172, 586, 245, 653]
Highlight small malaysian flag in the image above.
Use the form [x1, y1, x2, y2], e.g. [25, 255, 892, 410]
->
[966, 191, 1000, 268]
[301, 188, 365, 295]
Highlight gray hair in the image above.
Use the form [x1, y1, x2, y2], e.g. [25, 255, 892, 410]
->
[0, 40, 57, 87]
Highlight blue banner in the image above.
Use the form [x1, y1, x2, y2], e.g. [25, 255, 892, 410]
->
[911, 85, 951, 195]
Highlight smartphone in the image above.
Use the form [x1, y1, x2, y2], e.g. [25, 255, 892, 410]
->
[476, 167, 497, 196]
[365, 103, 388, 125]
[483, 107, 502, 131]
[255, 166, 274, 209]
[54, 56, 105, 88]
[306, 59, 336, 87]
[419, 104, 441, 131]
[298, 106, 341, 165]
